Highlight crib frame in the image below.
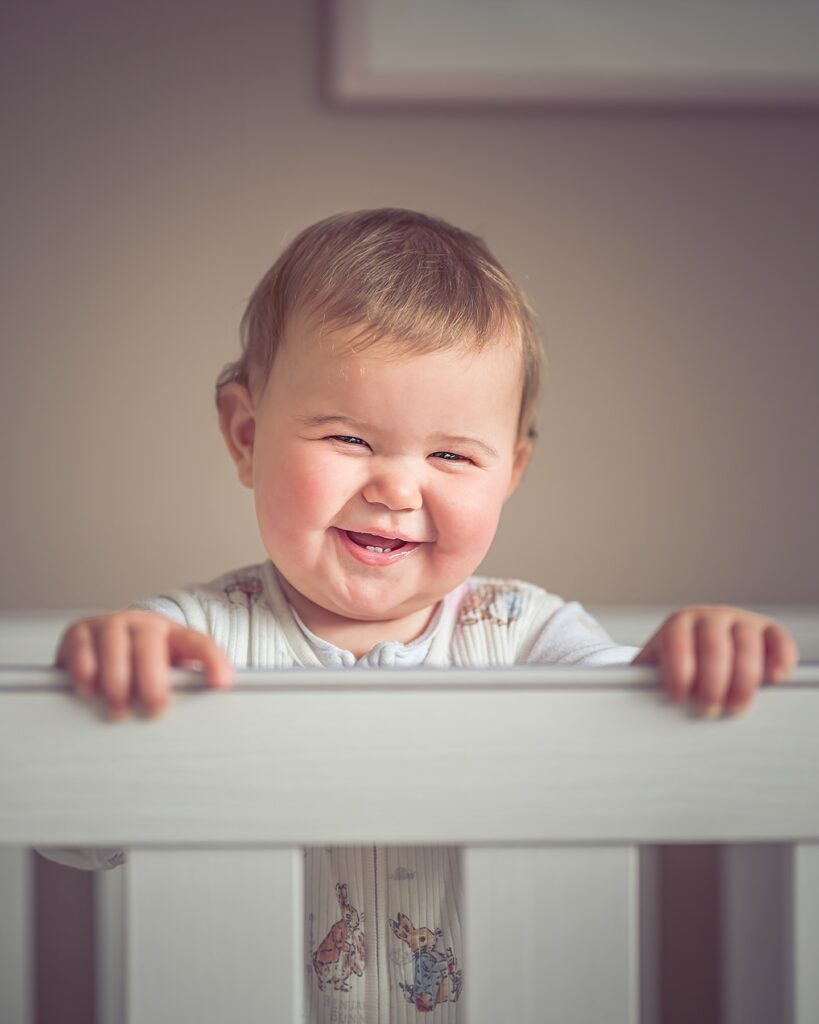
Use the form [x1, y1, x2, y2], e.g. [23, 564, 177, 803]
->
[1, 619, 818, 1024]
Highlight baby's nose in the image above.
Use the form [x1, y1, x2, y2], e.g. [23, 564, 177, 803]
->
[361, 471, 422, 512]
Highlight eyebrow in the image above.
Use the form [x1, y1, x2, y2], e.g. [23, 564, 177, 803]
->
[296, 414, 500, 460]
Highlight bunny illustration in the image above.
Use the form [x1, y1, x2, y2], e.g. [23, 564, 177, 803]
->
[390, 911, 463, 1012]
[312, 882, 367, 992]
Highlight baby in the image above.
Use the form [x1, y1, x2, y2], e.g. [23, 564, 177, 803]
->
[49, 208, 799, 1020]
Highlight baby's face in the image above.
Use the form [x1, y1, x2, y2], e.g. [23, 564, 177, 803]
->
[229, 315, 530, 638]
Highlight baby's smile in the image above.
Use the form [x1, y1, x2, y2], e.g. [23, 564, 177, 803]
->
[335, 527, 422, 566]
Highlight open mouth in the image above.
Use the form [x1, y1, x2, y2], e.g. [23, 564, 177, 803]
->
[335, 528, 422, 566]
[344, 530, 409, 554]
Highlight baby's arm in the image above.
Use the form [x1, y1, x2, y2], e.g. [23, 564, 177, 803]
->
[633, 606, 799, 717]
[55, 609, 233, 719]
[526, 601, 640, 666]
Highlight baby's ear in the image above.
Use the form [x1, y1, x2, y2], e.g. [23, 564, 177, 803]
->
[217, 382, 256, 489]
[506, 438, 533, 498]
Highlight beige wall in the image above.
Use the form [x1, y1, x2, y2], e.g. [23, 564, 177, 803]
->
[2, 1, 817, 613]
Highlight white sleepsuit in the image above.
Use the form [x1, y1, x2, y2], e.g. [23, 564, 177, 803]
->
[37, 560, 639, 1024]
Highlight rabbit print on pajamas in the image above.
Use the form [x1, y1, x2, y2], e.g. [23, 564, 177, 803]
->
[390, 911, 463, 1012]
[312, 883, 367, 993]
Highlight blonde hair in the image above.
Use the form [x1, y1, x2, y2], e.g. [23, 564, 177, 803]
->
[216, 208, 543, 440]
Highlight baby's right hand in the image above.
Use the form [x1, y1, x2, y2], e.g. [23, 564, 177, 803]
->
[55, 611, 233, 720]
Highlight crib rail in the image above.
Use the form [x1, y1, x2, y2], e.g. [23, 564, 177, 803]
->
[2, 663, 819, 1023]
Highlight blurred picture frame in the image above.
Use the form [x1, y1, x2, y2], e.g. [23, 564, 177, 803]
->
[325, 0, 819, 107]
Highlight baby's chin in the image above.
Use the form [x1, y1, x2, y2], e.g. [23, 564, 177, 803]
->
[311, 591, 437, 625]
[276, 569, 420, 619]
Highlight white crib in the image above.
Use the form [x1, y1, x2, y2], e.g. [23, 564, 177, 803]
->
[1, 609, 817, 1024]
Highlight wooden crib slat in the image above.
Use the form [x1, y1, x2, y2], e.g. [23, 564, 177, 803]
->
[463, 845, 639, 1024]
[792, 842, 819, 1024]
[4, 670, 819, 846]
[0, 848, 33, 1024]
[2, 656, 818, 1023]
[124, 848, 303, 1024]
[96, 862, 126, 1024]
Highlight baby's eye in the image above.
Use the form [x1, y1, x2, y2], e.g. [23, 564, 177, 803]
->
[330, 435, 369, 448]
[431, 451, 470, 463]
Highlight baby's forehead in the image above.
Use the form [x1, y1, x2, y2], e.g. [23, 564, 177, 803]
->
[256, 311, 528, 442]
[281, 308, 521, 367]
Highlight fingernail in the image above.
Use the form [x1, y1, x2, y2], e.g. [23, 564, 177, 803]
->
[700, 704, 722, 719]
[725, 703, 746, 717]
[107, 705, 129, 721]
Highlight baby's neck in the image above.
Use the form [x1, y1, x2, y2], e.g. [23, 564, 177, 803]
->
[277, 577, 438, 658]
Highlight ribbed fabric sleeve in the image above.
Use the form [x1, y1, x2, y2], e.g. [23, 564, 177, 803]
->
[160, 561, 324, 668]
[526, 600, 640, 665]
[449, 576, 564, 666]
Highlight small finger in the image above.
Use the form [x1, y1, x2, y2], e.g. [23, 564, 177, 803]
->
[764, 625, 799, 684]
[693, 617, 733, 716]
[58, 623, 98, 698]
[94, 618, 133, 712]
[169, 628, 233, 689]
[656, 615, 697, 704]
[724, 621, 765, 716]
[131, 624, 170, 718]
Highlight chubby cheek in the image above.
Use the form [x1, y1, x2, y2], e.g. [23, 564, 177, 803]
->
[287, 467, 334, 518]
[434, 484, 505, 565]
[254, 446, 347, 544]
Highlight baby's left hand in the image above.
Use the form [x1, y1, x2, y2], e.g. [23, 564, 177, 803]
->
[632, 606, 799, 718]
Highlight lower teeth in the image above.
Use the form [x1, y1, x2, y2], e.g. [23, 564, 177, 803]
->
[366, 545, 391, 553]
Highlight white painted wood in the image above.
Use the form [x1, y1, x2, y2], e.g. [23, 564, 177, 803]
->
[791, 843, 819, 1024]
[0, 848, 33, 1024]
[464, 845, 639, 1024]
[0, 610, 816, 1024]
[125, 848, 303, 1024]
[2, 666, 818, 846]
[96, 864, 125, 1024]
[722, 844, 790, 1024]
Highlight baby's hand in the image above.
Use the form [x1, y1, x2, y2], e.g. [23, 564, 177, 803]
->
[55, 611, 233, 720]
[632, 606, 799, 718]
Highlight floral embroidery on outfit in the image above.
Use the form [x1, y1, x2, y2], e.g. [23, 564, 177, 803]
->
[457, 582, 522, 628]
